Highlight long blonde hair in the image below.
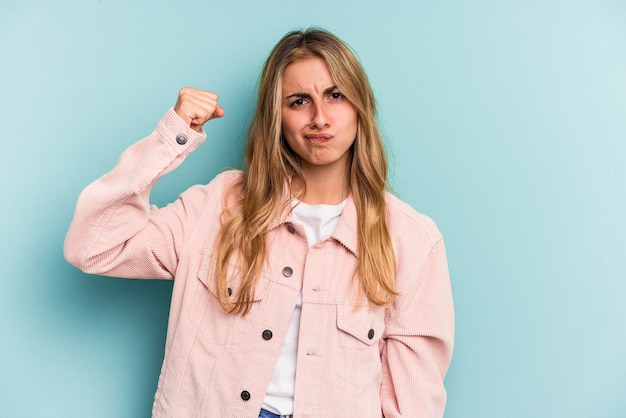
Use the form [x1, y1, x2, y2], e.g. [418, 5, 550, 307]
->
[214, 28, 397, 314]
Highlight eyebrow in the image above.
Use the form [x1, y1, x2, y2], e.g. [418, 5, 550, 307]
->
[285, 85, 338, 100]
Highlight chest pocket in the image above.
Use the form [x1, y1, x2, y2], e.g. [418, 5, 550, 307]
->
[189, 255, 268, 345]
[335, 304, 386, 388]
[336, 304, 386, 345]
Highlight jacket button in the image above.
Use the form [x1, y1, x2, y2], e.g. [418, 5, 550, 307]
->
[282, 267, 293, 277]
[175, 134, 187, 145]
[368, 329, 375, 340]
[262, 330, 273, 340]
[240, 390, 250, 401]
[286, 223, 295, 234]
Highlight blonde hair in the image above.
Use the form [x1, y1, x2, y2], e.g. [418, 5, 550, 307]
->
[214, 28, 397, 314]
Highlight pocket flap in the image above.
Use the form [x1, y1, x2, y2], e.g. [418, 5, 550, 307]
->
[336, 305, 385, 346]
[196, 255, 265, 302]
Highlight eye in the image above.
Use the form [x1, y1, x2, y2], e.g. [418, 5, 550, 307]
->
[330, 92, 344, 100]
[290, 98, 308, 107]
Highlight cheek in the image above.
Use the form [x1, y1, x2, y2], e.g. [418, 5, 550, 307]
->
[342, 110, 358, 136]
[339, 104, 358, 126]
[281, 112, 300, 136]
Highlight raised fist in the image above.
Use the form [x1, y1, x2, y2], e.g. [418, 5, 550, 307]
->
[174, 87, 225, 132]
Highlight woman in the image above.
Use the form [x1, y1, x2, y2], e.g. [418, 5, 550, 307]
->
[64, 28, 454, 418]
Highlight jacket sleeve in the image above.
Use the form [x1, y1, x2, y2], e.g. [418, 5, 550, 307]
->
[380, 238, 454, 418]
[63, 108, 210, 279]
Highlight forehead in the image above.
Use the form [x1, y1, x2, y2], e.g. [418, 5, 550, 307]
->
[282, 56, 335, 93]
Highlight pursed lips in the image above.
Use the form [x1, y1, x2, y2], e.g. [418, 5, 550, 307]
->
[304, 133, 332, 144]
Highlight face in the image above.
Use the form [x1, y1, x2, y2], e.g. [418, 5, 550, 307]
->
[281, 56, 358, 178]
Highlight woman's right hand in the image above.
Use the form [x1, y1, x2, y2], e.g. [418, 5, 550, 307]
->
[174, 87, 225, 132]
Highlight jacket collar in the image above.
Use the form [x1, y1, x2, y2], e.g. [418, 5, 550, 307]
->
[267, 184, 359, 257]
[330, 195, 359, 257]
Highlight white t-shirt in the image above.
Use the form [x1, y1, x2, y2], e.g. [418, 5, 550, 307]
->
[261, 199, 346, 415]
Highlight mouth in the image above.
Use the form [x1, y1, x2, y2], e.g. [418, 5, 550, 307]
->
[304, 133, 332, 144]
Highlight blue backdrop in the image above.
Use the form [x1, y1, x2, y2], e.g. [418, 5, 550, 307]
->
[1, 1, 625, 417]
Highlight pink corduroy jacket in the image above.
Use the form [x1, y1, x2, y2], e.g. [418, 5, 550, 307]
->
[64, 109, 454, 418]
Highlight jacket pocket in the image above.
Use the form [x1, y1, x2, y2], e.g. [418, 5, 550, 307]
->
[200, 260, 266, 304]
[189, 255, 268, 345]
[336, 304, 385, 346]
[335, 304, 385, 389]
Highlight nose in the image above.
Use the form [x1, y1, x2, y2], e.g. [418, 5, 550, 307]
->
[311, 101, 329, 129]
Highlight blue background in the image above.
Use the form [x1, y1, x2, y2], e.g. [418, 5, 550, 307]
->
[2, 1, 625, 417]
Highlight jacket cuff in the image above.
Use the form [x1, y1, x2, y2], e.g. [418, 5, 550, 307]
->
[156, 107, 207, 156]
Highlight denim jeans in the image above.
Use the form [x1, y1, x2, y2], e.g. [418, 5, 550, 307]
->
[258, 408, 293, 418]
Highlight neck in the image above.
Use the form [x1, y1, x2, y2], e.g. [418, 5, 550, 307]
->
[292, 166, 349, 205]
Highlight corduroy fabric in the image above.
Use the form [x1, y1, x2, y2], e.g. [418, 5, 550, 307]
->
[64, 109, 454, 418]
